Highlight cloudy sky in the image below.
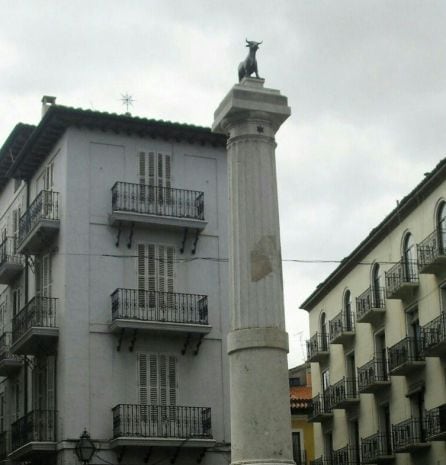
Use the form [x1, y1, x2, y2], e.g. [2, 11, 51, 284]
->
[1, 1, 446, 366]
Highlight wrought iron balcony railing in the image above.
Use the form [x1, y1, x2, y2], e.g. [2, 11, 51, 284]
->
[356, 287, 386, 324]
[18, 190, 59, 247]
[306, 332, 329, 362]
[387, 336, 425, 375]
[0, 237, 22, 268]
[421, 312, 446, 356]
[332, 445, 360, 465]
[425, 404, 446, 440]
[385, 259, 418, 299]
[112, 404, 212, 439]
[11, 410, 57, 452]
[417, 228, 446, 272]
[361, 432, 393, 463]
[111, 288, 208, 325]
[331, 377, 359, 408]
[329, 310, 355, 344]
[392, 417, 428, 452]
[112, 182, 205, 221]
[308, 391, 332, 422]
[12, 296, 57, 344]
[357, 356, 390, 393]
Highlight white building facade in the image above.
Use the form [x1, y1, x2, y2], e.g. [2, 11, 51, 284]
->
[0, 98, 231, 465]
[302, 159, 446, 465]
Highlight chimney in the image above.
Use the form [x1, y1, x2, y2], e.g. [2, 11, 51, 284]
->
[41, 95, 57, 117]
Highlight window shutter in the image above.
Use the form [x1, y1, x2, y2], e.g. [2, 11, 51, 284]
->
[166, 247, 174, 294]
[168, 356, 177, 408]
[138, 244, 146, 308]
[138, 353, 148, 406]
[164, 155, 171, 189]
[47, 356, 55, 410]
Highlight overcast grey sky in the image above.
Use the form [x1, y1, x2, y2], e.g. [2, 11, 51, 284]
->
[1, 0, 446, 366]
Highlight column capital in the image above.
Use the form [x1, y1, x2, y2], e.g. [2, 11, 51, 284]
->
[212, 78, 291, 136]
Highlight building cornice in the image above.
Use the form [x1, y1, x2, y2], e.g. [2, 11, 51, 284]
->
[301, 157, 446, 311]
[4, 105, 227, 186]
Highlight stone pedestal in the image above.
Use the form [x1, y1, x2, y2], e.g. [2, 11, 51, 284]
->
[213, 78, 293, 465]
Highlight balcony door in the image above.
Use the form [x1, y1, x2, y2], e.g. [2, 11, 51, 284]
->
[138, 353, 177, 435]
[35, 254, 52, 298]
[137, 244, 175, 320]
[138, 152, 172, 213]
[437, 202, 446, 254]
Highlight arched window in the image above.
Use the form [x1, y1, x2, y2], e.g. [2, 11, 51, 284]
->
[403, 233, 416, 280]
[320, 312, 327, 350]
[372, 263, 381, 306]
[344, 290, 352, 330]
[437, 202, 446, 254]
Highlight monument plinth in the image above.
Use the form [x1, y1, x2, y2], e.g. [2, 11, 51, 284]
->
[213, 77, 293, 465]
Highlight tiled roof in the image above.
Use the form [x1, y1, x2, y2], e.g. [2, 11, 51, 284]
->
[2, 104, 227, 190]
[301, 157, 446, 310]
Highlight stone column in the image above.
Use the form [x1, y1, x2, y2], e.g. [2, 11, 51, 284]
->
[213, 78, 293, 465]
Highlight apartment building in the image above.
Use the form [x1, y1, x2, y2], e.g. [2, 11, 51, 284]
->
[0, 97, 231, 465]
[289, 363, 314, 465]
[302, 159, 446, 465]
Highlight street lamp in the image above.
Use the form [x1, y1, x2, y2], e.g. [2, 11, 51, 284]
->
[75, 429, 96, 464]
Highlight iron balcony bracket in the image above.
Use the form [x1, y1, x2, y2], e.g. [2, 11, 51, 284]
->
[171, 446, 182, 464]
[181, 333, 192, 355]
[129, 329, 137, 352]
[180, 228, 189, 254]
[117, 446, 126, 463]
[197, 448, 207, 463]
[194, 334, 205, 355]
[115, 221, 122, 247]
[192, 229, 200, 254]
[117, 328, 125, 351]
[127, 222, 135, 249]
[143, 446, 153, 464]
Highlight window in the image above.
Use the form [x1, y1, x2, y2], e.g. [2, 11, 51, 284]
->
[137, 244, 175, 312]
[138, 152, 172, 205]
[291, 432, 303, 464]
[138, 353, 177, 421]
[437, 202, 446, 254]
[344, 290, 353, 330]
[378, 404, 392, 454]
[35, 253, 52, 297]
[403, 233, 416, 279]
[32, 356, 56, 411]
[12, 286, 21, 317]
[372, 263, 381, 306]
[320, 312, 327, 349]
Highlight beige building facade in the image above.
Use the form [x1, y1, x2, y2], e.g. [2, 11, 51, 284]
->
[302, 158, 446, 465]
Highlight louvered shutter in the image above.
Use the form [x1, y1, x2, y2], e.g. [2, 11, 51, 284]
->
[149, 354, 158, 422]
[47, 356, 55, 411]
[138, 244, 146, 309]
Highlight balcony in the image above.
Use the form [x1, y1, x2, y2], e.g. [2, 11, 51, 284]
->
[332, 446, 361, 465]
[110, 289, 211, 337]
[290, 397, 312, 416]
[329, 311, 355, 345]
[385, 260, 418, 300]
[110, 404, 215, 449]
[0, 237, 23, 284]
[17, 190, 60, 255]
[110, 182, 206, 230]
[392, 417, 429, 453]
[9, 410, 57, 461]
[331, 377, 359, 410]
[306, 332, 329, 363]
[361, 432, 394, 463]
[417, 229, 446, 274]
[308, 391, 333, 423]
[425, 404, 446, 441]
[356, 287, 386, 326]
[421, 313, 446, 357]
[11, 297, 58, 355]
[357, 357, 391, 393]
[0, 332, 22, 376]
[387, 337, 425, 376]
